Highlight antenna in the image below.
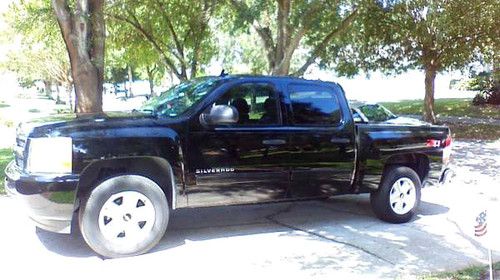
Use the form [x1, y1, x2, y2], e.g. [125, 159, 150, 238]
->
[220, 69, 228, 77]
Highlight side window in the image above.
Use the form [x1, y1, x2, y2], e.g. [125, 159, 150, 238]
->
[215, 83, 280, 125]
[289, 84, 341, 125]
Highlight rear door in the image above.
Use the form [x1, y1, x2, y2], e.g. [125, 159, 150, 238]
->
[285, 82, 355, 198]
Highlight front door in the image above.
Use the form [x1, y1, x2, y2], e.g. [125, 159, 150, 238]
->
[186, 81, 290, 206]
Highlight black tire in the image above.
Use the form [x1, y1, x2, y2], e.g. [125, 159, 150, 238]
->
[79, 175, 169, 258]
[370, 166, 421, 223]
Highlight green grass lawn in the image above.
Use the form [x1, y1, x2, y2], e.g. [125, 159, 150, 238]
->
[381, 98, 500, 119]
[421, 262, 499, 280]
[446, 123, 500, 140]
[0, 148, 14, 195]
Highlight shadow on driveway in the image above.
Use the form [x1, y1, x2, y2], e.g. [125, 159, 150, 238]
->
[35, 193, 474, 278]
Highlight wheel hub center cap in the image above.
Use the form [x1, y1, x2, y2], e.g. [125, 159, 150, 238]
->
[389, 177, 417, 215]
[123, 213, 132, 222]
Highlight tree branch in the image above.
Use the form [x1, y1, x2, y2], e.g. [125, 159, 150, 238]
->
[154, 0, 185, 61]
[108, 12, 184, 79]
[51, 0, 73, 38]
[293, 8, 359, 76]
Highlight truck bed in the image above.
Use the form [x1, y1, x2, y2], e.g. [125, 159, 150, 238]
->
[354, 123, 450, 190]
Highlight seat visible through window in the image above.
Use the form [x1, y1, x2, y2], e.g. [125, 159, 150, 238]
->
[216, 83, 279, 125]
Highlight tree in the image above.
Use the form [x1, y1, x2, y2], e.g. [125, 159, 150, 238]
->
[52, 0, 105, 114]
[464, 69, 500, 105]
[107, 0, 218, 81]
[105, 18, 165, 97]
[228, 0, 359, 76]
[346, 0, 499, 123]
[1, 0, 73, 106]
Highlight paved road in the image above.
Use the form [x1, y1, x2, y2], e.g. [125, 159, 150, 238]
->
[0, 140, 499, 280]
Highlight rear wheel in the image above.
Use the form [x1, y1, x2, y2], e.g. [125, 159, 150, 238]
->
[79, 175, 169, 258]
[370, 166, 421, 223]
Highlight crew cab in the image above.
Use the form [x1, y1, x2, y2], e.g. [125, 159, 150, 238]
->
[5, 75, 452, 258]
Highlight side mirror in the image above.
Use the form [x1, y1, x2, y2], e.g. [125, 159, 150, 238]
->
[200, 105, 239, 125]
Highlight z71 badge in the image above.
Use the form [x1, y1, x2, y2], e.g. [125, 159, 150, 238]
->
[195, 167, 235, 174]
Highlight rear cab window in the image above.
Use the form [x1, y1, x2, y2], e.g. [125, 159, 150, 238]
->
[288, 83, 342, 126]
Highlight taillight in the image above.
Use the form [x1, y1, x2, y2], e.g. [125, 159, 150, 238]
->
[442, 134, 452, 164]
[426, 135, 452, 148]
[442, 135, 452, 147]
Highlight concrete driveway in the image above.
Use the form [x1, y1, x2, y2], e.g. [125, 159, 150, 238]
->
[1, 140, 499, 280]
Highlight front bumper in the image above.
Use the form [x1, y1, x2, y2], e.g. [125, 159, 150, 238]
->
[4, 161, 79, 234]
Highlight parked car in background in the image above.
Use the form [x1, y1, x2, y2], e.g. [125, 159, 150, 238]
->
[350, 101, 427, 125]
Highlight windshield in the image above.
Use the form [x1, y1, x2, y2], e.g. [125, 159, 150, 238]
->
[142, 77, 222, 117]
[357, 104, 397, 122]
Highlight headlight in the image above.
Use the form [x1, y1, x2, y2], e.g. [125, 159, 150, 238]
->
[26, 137, 73, 174]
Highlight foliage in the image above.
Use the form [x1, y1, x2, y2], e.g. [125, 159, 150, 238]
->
[341, 0, 499, 123]
[106, 0, 220, 81]
[0, 148, 14, 195]
[381, 98, 500, 119]
[3, 0, 498, 116]
[463, 70, 500, 106]
[472, 90, 500, 106]
[420, 261, 500, 280]
[227, 0, 360, 76]
[348, 0, 498, 73]
[0, 0, 72, 92]
[105, 13, 165, 92]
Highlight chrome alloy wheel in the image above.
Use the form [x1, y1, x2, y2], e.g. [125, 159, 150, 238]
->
[98, 191, 156, 243]
[389, 178, 416, 215]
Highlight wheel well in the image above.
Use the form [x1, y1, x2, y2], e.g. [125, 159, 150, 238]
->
[383, 153, 429, 183]
[76, 156, 175, 209]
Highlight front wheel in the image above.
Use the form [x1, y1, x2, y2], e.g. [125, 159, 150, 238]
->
[370, 166, 421, 223]
[79, 175, 169, 258]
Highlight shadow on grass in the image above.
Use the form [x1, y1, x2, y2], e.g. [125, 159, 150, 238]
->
[381, 98, 500, 119]
[446, 123, 500, 140]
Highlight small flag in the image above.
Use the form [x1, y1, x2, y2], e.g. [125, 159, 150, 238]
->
[474, 210, 488, 237]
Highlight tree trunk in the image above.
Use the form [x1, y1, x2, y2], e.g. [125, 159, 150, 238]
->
[43, 80, 53, 99]
[52, 0, 105, 115]
[271, 59, 291, 76]
[127, 65, 134, 98]
[66, 83, 74, 112]
[250, 3, 357, 76]
[424, 67, 437, 124]
[55, 83, 63, 104]
[271, 0, 291, 75]
[148, 79, 155, 98]
[146, 65, 156, 98]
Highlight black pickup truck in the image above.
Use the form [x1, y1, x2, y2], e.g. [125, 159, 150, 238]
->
[5, 75, 452, 258]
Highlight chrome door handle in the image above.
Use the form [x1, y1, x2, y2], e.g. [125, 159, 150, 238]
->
[330, 137, 351, 144]
[262, 139, 287, 145]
